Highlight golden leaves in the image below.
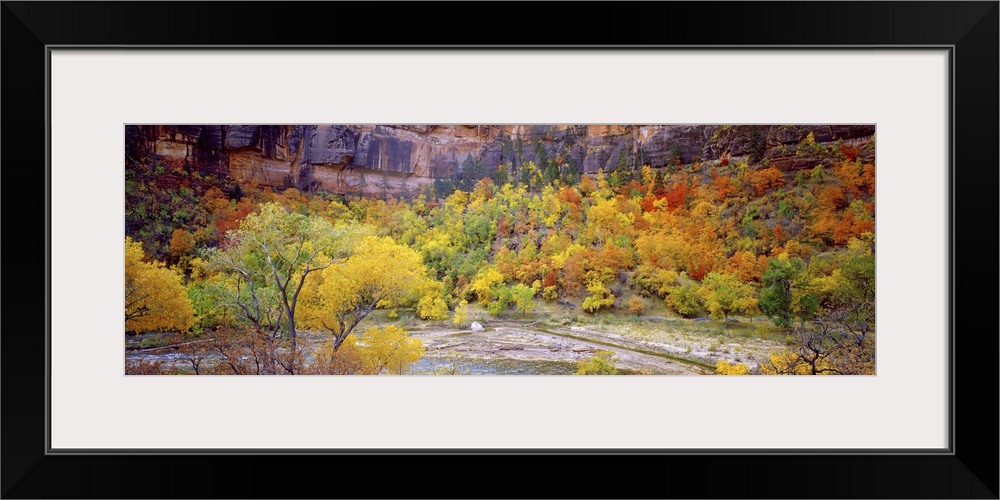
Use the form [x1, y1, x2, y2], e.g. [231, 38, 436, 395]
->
[357, 325, 425, 375]
[715, 360, 750, 375]
[125, 237, 195, 333]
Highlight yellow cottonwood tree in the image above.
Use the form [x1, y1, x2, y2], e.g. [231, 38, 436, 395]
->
[218, 202, 366, 348]
[309, 326, 424, 375]
[125, 237, 195, 333]
[299, 236, 430, 350]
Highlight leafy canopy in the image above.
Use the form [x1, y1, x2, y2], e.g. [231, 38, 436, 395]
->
[125, 237, 195, 333]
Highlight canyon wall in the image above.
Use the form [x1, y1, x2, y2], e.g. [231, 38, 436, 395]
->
[134, 124, 875, 195]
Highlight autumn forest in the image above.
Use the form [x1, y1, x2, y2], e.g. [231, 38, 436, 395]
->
[125, 124, 875, 375]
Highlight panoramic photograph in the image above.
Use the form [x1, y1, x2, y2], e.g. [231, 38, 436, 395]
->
[125, 124, 875, 375]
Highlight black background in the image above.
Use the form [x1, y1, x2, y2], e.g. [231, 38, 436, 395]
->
[2, 2, 997, 498]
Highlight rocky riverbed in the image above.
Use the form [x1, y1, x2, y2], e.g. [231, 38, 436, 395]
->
[126, 317, 787, 375]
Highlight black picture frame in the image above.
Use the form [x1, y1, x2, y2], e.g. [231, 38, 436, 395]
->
[2, 2, 996, 498]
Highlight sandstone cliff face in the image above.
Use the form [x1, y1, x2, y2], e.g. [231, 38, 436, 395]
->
[134, 124, 874, 195]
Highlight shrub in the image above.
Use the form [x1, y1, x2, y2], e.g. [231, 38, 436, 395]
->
[582, 280, 615, 314]
[839, 141, 860, 161]
[510, 283, 536, 317]
[748, 166, 785, 195]
[469, 266, 505, 303]
[452, 300, 469, 327]
[417, 293, 449, 320]
[627, 296, 646, 316]
[125, 358, 168, 375]
[715, 360, 750, 375]
[631, 265, 680, 298]
[487, 286, 513, 316]
[575, 349, 619, 375]
[665, 282, 704, 317]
